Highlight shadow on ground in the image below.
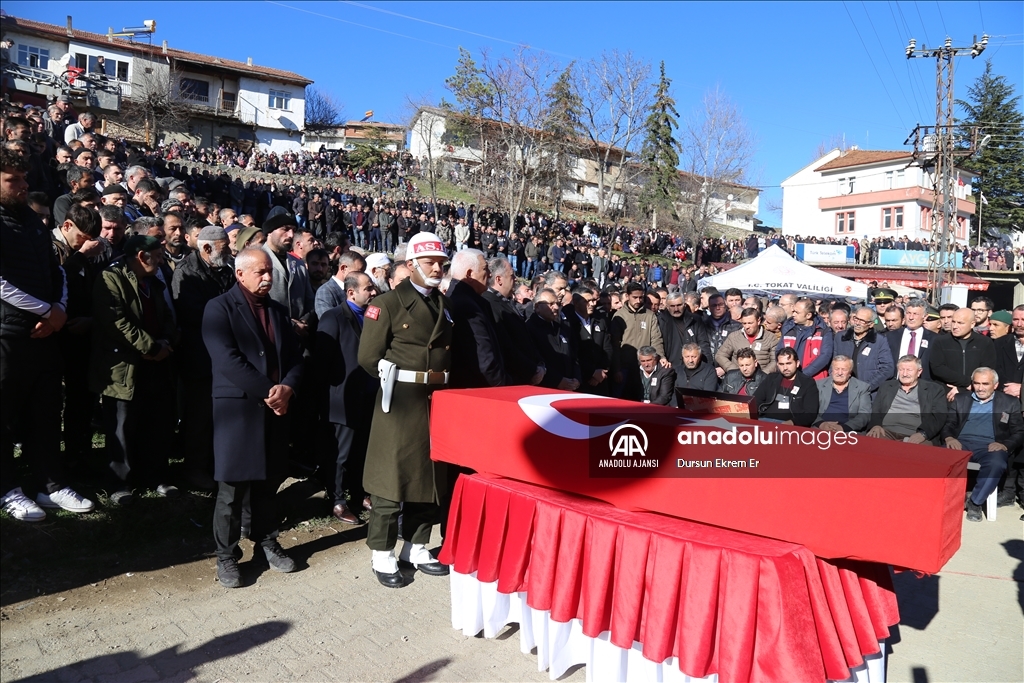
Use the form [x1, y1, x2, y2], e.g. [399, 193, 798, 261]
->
[0, 461, 360, 605]
[10, 620, 290, 682]
[892, 571, 940, 631]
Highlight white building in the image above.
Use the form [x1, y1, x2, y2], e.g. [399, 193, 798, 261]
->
[408, 106, 760, 225]
[2, 14, 312, 152]
[780, 148, 977, 241]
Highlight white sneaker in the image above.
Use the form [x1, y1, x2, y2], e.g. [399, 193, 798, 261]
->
[36, 487, 95, 513]
[371, 549, 399, 573]
[398, 542, 436, 566]
[2, 487, 47, 522]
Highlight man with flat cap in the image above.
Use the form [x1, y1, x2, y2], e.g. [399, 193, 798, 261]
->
[91, 234, 178, 505]
[358, 231, 453, 588]
[172, 226, 235, 489]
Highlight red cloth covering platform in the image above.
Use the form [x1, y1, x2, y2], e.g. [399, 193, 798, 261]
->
[431, 387, 969, 573]
[439, 474, 899, 683]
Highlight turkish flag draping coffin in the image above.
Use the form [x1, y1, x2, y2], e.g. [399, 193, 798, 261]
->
[430, 387, 970, 573]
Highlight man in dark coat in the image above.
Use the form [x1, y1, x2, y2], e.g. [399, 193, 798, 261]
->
[720, 348, 768, 397]
[526, 288, 581, 391]
[447, 250, 508, 388]
[866, 356, 948, 446]
[675, 343, 718, 394]
[481, 257, 545, 386]
[929, 307, 996, 400]
[638, 346, 676, 406]
[315, 272, 377, 526]
[202, 248, 305, 588]
[993, 305, 1023, 398]
[171, 226, 234, 489]
[941, 366, 1024, 521]
[753, 347, 819, 426]
[833, 306, 894, 393]
[569, 286, 613, 395]
[358, 232, 453, 588]
[660, 292, 712, 370]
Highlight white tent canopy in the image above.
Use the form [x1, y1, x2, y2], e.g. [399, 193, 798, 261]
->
[697, 245, 869, 300]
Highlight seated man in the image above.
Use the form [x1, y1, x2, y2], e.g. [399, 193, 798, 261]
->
[753, 347, 819, 426]
[941, 367, 1023, 522]
[814, 355, 871, 433]
[638, 346, 675, 406]
[866, 355, 947, 445]
[675, 343, 718, 393]
[719, 347, 767, 397]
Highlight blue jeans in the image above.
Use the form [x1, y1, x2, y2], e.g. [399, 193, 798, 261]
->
[552, 263, 564, 273]
[508, 254, 519, 276]
[967, 446, 1009, 506]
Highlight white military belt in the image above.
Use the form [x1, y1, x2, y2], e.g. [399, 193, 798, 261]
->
[396, 370, 449, 385]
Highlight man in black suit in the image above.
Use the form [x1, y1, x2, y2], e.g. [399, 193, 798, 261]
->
[202, 248, 304, 588]
[481, 257, 545, 386]
[942, 366, 1024, 521]
[638, 346, 676, 405]
[569, 286, 613, 395]
[753, 347, 819, 426]
[884, 299, 936, 380]
[315, 272, 377, 526]
[448, 250, 509, 388]
[526, 288, 580, 391]
[866, 355, 948, 445]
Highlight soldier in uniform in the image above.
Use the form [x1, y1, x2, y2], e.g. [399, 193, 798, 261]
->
[358, 232, 453, 588]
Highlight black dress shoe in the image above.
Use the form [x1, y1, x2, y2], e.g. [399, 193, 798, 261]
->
[413, 561, 450, 577]
[965, 499, 984, 522]
[373, 568, 407, 588]
[996, 488, 1017, 507]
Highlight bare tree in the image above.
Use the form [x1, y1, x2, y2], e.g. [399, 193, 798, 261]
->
[573, 51, 653, 217]
[812, 133, 851, 161]
[304, 87, 345, 131]
[678, 87, 756, 241]
[110, 59, 192, 146]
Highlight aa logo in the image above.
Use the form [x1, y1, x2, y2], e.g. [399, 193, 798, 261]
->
[608, 424, 649, 458]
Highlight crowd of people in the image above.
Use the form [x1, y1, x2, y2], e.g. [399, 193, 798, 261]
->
[3, 99, 1023, 591]
[777, 234, 1022, 271]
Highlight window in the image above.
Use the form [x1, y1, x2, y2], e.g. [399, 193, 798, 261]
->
[837, 176, 856, 195]
[221, 91, 237, 110]
[86, 56, 130, 81]
[881, 206, 904, 231]
[74, 53, 88, 70]
[835, 211, 856, 234]
[884, 171, 894, 189]
[17, 44, 49, 69]
[896, 169, 905, 188]
[179, 78, 210, 103]
[269, 89, 291, 110]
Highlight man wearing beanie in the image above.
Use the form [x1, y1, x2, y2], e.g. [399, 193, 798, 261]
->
[261, 212, 315, 339]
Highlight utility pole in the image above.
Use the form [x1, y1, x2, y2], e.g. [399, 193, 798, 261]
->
[904, 34, 987, 304]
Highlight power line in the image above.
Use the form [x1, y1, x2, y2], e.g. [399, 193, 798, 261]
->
[841, 1, 907, 130]
[265, 1, 459, 51]
[337, 1, 576, 59]
[863, 0, 921, 121]
[934, 0, 948, 35]
[892, 1, 933, 118]
[976, 0, 985, 30]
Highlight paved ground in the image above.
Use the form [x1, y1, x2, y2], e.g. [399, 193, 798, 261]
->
[1, 498, 1021, 682]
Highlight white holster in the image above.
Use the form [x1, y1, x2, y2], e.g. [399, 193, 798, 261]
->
[378, 359, 398, 413]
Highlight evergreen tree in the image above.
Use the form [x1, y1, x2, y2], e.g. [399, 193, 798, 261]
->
[542, 64, 583, 219]
[957, 60, 1024, 236]
[638, 61, 681, 219]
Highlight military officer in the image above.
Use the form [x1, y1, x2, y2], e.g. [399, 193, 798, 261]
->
[358, 231, 453, 588]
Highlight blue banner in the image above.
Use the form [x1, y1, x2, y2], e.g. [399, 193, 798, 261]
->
[795, 244, 855, 264]
[878, 249, 963, 268]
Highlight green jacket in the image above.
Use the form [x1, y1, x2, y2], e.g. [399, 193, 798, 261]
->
[358, 278, 453, 503]
[90, 261, 177, 400]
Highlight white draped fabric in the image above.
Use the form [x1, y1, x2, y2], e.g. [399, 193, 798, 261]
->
[450, 570, 887, 683]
